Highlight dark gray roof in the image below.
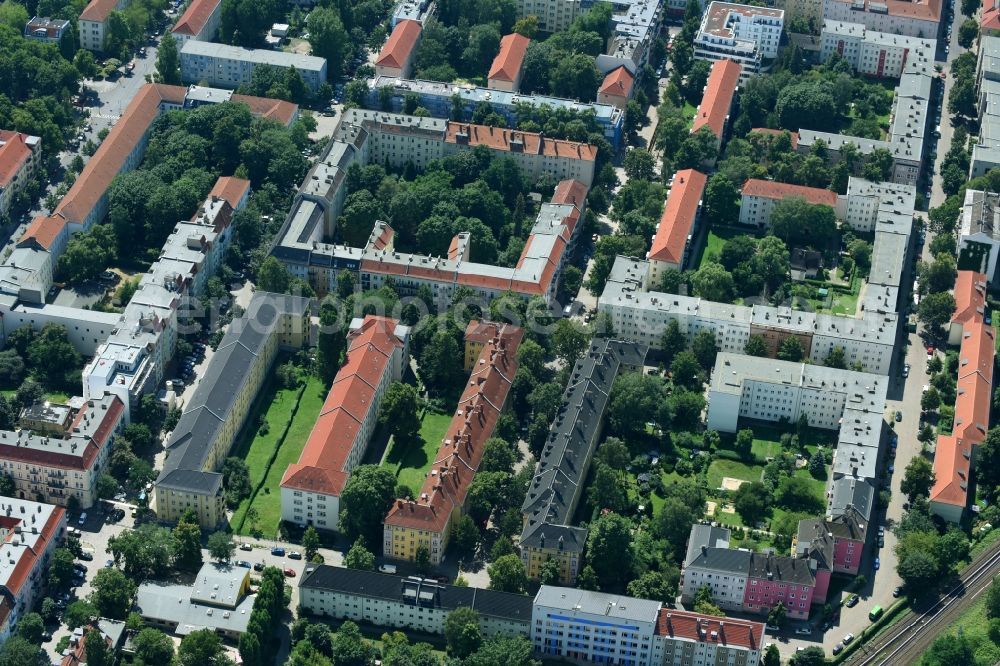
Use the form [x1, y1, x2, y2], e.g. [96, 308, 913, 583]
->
[830, 476, 874, 522]
[520, 339, 647, 551]
[748, 553, 815, 586]
[157, 292, 310, 493]
[299, 565, 532, 623]
[519, 521, 588, 552]
[685, 547, 752, 575]
[684, 524, 732, 566]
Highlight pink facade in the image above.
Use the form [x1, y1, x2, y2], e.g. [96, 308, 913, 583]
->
[833, 538, 863, 574]
[743, 578, 815, 620]
[813, 568, 831, 603]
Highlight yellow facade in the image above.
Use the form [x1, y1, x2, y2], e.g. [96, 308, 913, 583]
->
[522, 545, 579, 585]
[383, 510, 454, 565]
[464, 339, 486, 372]
[154, 486, 225, 529]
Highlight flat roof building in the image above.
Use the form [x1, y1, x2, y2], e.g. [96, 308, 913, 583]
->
[694, 3, 784, 79]
[135, 562, 254, 638]
[180, 40, 328, 92]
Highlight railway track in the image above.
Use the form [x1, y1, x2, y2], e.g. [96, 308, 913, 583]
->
[846, 541, 1000, 666]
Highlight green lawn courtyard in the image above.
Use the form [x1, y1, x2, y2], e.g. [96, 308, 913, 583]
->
[706, 458, 763, 490]
[383, 411, 453, 493]
[231, 374, 327, 536]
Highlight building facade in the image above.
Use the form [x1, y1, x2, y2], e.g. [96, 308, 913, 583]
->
[180, 40, 328, 92]
[820, 20, 935, 79]
[281, 316, 409, 531]
[0, 131, 41, 218]
[822, 0, 941, 39]
[170, 0, 222, 42]
[79, 0, 132, 51]
[647, 169, 707, 282]
[24, 17, 70, 42]
[489, 33, 530, 92]
[375, 19, 422, 79]
[694, 3, 784, 79]
[738, 179, 838, 229]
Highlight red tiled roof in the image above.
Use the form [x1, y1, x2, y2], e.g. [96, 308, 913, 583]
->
[79, 0, 119, 22]
[655, 609, 764, 651]
[929, 435, 971, 507]
[953, 322, 994, 445]
[599, 66, 634, 97]
[952, 271, 988, 326]
[3, 504, 64, 597]
[230, 94, 299, 126]
[55, 85, 187, 226]
[376, 20, 422, 69]
[464, 320, 503, 345]
[447, 122, 596, 161]
[60, 623, 113, 666]
[384, 325, 523, 532]
[751, 127, 799, 149]
[171, 0, 219, 37]
[649, 169, 707, 264]
[984, 0, 1000, 30]
[742, 179, 838, 207]
[691, 59, 741, 138]
[551, 179, 588, 210]
[489, 33, 530, 82]
[19, 215, 66, 251]
[0, 131, 35, 189]
[207, 176, 250, 210]
[281, 316, 403, 496]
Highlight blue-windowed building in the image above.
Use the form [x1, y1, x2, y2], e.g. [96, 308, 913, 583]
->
[365, 76, 625, 153]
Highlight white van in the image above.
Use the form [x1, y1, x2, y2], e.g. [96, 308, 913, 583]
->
[378, 564, 397, 574]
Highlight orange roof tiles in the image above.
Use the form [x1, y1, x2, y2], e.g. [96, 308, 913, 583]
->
[446, 122, 597, 161]
[691, 59, 741, 138]
[56, 84, 187, 226]
[649, 169, 707, 265]
[984, 0, 1000, 30]
[231, 94, 299, 126]
[281, 316, 404, 496]
[376, 20, 422, 69]
[952, 271, 988, 326]
[599, 66, 634, 98]
[751, 127, 799, 149]
[929, 435, 971, 507]
[464, 320, 503, 345]
[489, 33, 530, 83]
[384, 325, 523, 532]
[207, 176, 250, 210]
[19, 215, 66, 250]
[171, 0, 219, 37]
[953, 323, 994, 445]
[0, 131, 36, 189]
[655, 609, 764, 650]
[551, 179, 589, 210]
[742, 179, 839, 207]
[79, 0, 119, 22]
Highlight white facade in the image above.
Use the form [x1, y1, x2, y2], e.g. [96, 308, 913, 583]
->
[180, 40, 328, 92]
[678, 563, 748, 611]
[822, 0, 941, 38]
[820, 21, 934, 79]
[694, 2, 784, 79]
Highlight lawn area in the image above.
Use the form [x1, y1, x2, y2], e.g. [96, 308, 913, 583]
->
[695, 225, 762, 270]
[384, 411, 453, 492]
[231, 374, 327, 536]
[926, 584, 1000, 665]
[682, 101, 697, 129]
[706, 459, 763, 490]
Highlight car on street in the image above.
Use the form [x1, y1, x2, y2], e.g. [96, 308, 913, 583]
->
[888, 463, 894, 474]
[105, 559, 114, 568]
[271, 547, 285, 556]
[79, 551, 93, 561]
[902, 363, 910, 378]
[283, 568, 296, 577]
[874, 557, 881, 570]
[78, 512, 87, 525]
[878, 535, 885, 548]
[236, 560, 252, 569]
[846, 594, 859, 607]
[240, 543, 252, 551]
[73, 563, 87, 573]
[893, 586, 904, 597]
[833, 643, 844, 655]
[288, 551, 302, 560]
[253, 562, 265, 571]
[794, 627, 811, 636]
[844, 633, 855, 644]
[379, 563, 397, 574]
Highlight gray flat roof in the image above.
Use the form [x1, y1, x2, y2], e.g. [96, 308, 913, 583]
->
[180, 40, 327, 73]
[533, 585, 662, 623]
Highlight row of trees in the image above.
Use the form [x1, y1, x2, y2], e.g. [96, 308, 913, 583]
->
[239, 567, 289, 666]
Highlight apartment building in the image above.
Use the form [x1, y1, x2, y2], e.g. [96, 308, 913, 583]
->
[693, 3, 784, 79]
[647, 169, 707, 283]
[79, 0, 132, 51]
[383, 325, 522, 565]
[773, 0, 822, 27]
[822, 0, 942, 38]
[0, 497, 65, 640]
[690, 59, 742, 163]
[957, 190, 1000, 283]
[681, 525, 823, 620]
[363, 76, 625, 151]
[738, 179, 838, 229]
[930, 271, 994, 522]
[281, 316, 410, 531]
[0, 395, 124, 509]
[820, 21, 934, 79]
[795, 507, 868, 576]
[170, 0, 222, 42]
[392, 0, 435, 26]
[516, 0, 582, 33]
[598, 66, 635, 109]
[154, 293, 310, 528]
[488, 33, 529, 92]
[180, 40, 328, 92]
[654, 609, 764, 666]
[300, 565, 531, 636]
[598, 257, 899, 374]
[272, 109, 593, 306]
[375, 20, 422, 79]
[24, 17, 69, 43]
[0, 130, 41, 218]
[520, 339, 647, 584]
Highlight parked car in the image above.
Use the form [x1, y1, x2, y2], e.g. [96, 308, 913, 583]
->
[236, 560, 252, 569]
[105, 559, 115, 568]
[240, 543, 252, 551]
[78, 551, 93, 561]
[878, 535, 885, 548]
[253, 562, 265, 572]
[846, 595, 860, 608]
[874, 557, 881, 570]
[288, 551, 302, 560]
[894, 410, 902, 422]
[794, 627, 811, 636]
[833, 643, 844, 655]
[283, 568, 297, 577]
[78, 512, 87, 526]
[893, 586, 904, 597]
[271, 547, 285, 556]
[73, 563, 87, 573]
[379, 563, 397, 574]
[843, 633, 855, 644]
